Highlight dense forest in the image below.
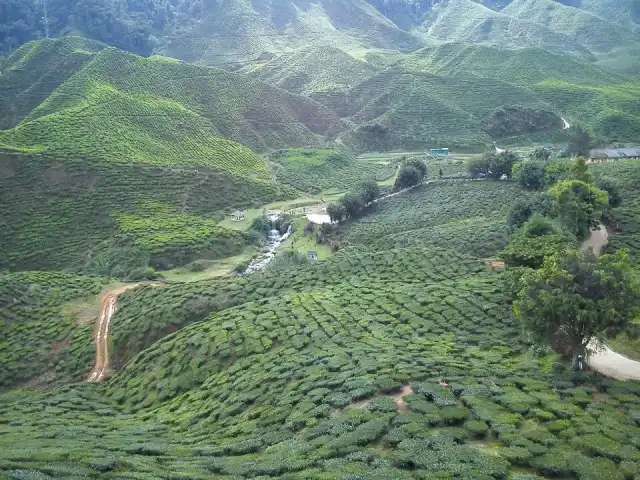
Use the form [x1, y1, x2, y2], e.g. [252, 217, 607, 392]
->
[0, 0, 202, 55]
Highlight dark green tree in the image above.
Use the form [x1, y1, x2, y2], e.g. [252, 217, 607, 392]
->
[341, 193, 365, 219]
[597, 177, 622, 207]
[394, 166, 421, 190]
[358, 180, 380, 205]
[548, 180, 609, 239]
[515, 250, 639, 365]
[566, 124, 593, 156]
[531, 147, 552, 163]
[513, 161, 545, 190]
[326, 203, 346, 223]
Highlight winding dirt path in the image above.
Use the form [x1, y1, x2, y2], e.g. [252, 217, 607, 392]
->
[582, 224, 640, 380]
[562, 117, 571, 130]
[87, 283, 160, 382]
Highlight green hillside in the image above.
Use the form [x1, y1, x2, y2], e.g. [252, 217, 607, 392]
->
[270, 148, 391, 193]
[400, 43, 627, 86]
[0, 153, 295, 272]
[0, 271, 108, 388]
[21, 45, 342, 152]
[503, 0, 640, 54]
[576, 0, 640, 29]
[413, 0, 593, 59]
[0, 37, 105, 130]
[250, 46, 378, 111]
[339, 68, 555, 151]
[160, 0, 421, 67]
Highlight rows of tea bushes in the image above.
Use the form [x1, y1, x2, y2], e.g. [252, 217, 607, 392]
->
[270, 148, 389, 193]
[0, 154, 296, 271]
[2, 268, 640, 478]
[0, 271, 108, 388]
[109, 246, 489, 367]
[340, 181, 529, 253]
[114, 203, 248, 269]
[373, 216, 510, 258]
[25, 46, 341, 152]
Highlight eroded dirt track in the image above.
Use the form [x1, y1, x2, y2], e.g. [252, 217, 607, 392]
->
[87, 283, 159, 382]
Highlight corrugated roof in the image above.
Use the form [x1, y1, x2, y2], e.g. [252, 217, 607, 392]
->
[590, 148, 640, 158]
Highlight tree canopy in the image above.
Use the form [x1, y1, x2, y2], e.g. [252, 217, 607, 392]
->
[548, 180, 609, 239]
[514, 250, 639, 362]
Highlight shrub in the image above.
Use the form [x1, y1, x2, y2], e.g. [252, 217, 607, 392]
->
[465, 420, 489, 437]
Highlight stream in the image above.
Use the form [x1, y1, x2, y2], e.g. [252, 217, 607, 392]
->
[244, 215, 293, 274]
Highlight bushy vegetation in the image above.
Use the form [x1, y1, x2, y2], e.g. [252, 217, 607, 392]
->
[0, 154, 296, 272]
[270, 149, 387, 194]
[0, 271, 108, 388]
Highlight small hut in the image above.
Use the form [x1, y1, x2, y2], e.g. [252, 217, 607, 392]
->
[308, 250, 318, 261]
[230, 210, 245, 222]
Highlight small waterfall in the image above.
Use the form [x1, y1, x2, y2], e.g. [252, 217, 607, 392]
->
[244, 216, 291, 274]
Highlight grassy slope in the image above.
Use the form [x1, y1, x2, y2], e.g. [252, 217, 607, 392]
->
[576, 0, 640, 29]
[340, 68, 550, 150]
[0, 37, 106, 130]
[397, 43, 640, 144]
[399, 43, 627, 86]
[339, 180, 529, 257]
[503, 0, 640, 54]
[160, 0, 421, 67]
[413, 0, 593, 59]
[22, 46, 342, 153]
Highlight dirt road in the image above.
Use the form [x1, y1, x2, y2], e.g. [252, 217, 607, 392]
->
[87, 283, 159, 382]
[582, 224, 640, 380]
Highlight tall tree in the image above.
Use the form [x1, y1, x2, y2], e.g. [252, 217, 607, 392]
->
[515, 250, 639, 366]
[548, 180, 608, 239]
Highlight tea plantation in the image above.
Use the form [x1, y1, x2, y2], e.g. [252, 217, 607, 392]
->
[0, 271, 109, 388]
[0, 154, 296, 271]
[340, 180, 530, 257]
[2, 248, 640, 478]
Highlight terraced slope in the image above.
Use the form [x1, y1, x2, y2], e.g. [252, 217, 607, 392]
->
[503, 0, 640, 55]
[413, 0, 593, 59]
[14, 44, 342, 153]
[0, 153, 295, 272]
[3, 247, 640, 478]
[339, 69, 552, 151]
[270, 148, 390, 193]
[250, 46, 378, 111]
[0, 271, 108, 388]
[160, 0, 421, 67]
[340, 180, 531, 256]
[399, 43, 627, 86]
[0, 37, 106, 130]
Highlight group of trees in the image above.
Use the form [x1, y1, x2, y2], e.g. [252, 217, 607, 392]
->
[501, 151, 637, 367]
[0, 0, 203, 55]
[327, 180, 380, 223]
[467, 151, 520, 180]
[393, 157, 428, 190]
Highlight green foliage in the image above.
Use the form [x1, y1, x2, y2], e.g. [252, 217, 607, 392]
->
[548, 180, 609, 239]
[0, 154, 296, 272]
[468, 151, 520, 180]
[341, 193, 366, 219]
[596, 177, 622, 208]
[327, 203, 346, 223]
[515, 249, 640, 359]
[513, 161, 546, 190]
[486, 105, 560, 138]
[0, 271, 108, 387]
[270, 149, 386, 194]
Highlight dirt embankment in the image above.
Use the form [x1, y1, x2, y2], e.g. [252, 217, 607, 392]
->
[87, 283, 160, 382]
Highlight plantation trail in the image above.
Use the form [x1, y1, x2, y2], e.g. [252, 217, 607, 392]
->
[582, 224, 640, 381]
[87, 282, 161, 382]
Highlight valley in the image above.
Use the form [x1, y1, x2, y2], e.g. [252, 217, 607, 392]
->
[1, 0, 640, 479]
